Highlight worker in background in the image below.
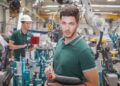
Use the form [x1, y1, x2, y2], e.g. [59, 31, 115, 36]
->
[9, 15, 33, 61]
[44, 5, 99, 86]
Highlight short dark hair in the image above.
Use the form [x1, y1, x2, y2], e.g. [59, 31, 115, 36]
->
[21, 21, 25, 23]
[60, 5, 80, 22]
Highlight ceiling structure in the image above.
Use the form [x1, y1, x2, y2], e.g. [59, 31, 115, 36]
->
[2, 0, 119, 19]
[32, 0, 120, 18]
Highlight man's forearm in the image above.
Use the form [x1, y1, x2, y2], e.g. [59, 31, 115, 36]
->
[9, 44, 26, 49]
[9, 45, 23, 49]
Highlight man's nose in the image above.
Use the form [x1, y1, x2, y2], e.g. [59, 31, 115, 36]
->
[65, 24, 70, 30]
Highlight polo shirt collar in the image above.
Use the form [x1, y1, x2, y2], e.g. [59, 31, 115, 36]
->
[20, 30, 29, 35]
[62, 36, 81, 46]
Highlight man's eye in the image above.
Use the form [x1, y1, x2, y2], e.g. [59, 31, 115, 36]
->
[69, 23, 74, 25]
[62, 22, 66, 25]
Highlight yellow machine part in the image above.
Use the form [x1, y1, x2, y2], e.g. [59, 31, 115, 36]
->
[89, 37, 107, 44]
[110, 50, 118, 58]
[101, 38, 107, 44]
[48, 23, 53, 31]
[89, 37, 97, 43]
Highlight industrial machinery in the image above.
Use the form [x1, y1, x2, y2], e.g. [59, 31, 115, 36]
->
[8, 0, 21, 17]
[8, 31, 53, 86]
[0, 34, 12, 86]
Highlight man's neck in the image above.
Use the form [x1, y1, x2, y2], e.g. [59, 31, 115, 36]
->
[21, 28, 27, 34]
[64, 34, 78, 45]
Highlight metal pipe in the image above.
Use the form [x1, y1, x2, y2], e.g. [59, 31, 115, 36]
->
[0, 3, 9, 8]
[1, 7, 6, 33]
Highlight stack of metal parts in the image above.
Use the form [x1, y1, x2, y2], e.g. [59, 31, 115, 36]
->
[8, 46, 53, 86]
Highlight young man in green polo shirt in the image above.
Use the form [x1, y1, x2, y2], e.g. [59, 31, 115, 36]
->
[9, 15, 33, 61]
[44, 5, 99, 86]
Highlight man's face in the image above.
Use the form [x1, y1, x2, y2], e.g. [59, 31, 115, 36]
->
[22, 21, 32, 30]
[60, 16, 79, 39]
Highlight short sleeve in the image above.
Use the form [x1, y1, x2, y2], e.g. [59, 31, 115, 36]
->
[79, 48, 96, 72]
[10, 33, 16, 42]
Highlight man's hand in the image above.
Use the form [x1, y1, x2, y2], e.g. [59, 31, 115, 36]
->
[21, 44, 27, 48]
[9, 40, 27, 49]
[44, 66, 54, 76]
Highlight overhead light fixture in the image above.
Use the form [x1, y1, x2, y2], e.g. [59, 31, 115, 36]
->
[47, 12, 57, 14]
[92, 5, 120, 8]
[42, 5, 59, 8]
[95, 12, 117, 15]
[44, 10, 50, 12]
[107, 0, 116, 2]
[94, 9, 100, 12]
[42, 4, 120, 8]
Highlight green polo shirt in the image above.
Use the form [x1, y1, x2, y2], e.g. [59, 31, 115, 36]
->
[53, 36, 96, 83]
[10, 30, 32, 60]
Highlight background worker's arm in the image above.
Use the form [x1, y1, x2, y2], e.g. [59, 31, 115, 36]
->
[9, 40, 27, 49]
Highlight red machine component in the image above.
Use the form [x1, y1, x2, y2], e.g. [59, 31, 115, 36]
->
[30, 36, 40, 45]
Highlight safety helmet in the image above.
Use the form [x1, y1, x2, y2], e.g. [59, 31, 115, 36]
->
[21, 15, 32, 22]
